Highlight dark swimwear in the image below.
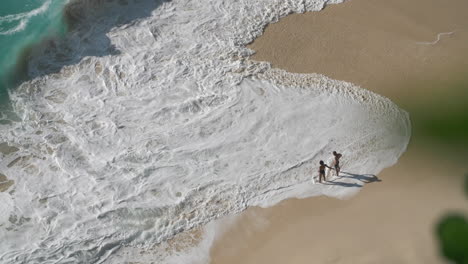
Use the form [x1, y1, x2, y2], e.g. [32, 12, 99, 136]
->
[319, 170, 325, 174]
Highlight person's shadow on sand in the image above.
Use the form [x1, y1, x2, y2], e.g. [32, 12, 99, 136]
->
[340, 172, 381, 183]
[322, 172, 381, 188]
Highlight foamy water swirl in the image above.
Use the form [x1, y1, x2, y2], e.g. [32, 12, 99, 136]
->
[0, 0, 410, 263]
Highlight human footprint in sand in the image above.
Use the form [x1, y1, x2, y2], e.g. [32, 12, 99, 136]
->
[317, 160, 332, 183]
[332, 151, 342, 176]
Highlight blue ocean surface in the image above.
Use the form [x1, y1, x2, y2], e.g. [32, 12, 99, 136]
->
[0, 0, 67, 106]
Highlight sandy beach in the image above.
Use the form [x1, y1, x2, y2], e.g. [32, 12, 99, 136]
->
[1, 0, 466, 262]
[247, 0, 468, 106]
[209, 0, 468, 263]
[209, 149, 466, 264]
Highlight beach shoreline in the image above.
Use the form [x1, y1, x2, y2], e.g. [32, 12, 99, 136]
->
[209, 0, 468, 263]
[209, 146, 467, 264]
[1, 0, 467, 262]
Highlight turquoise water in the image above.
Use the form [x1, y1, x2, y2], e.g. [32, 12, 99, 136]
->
[0, 0, 67, 106]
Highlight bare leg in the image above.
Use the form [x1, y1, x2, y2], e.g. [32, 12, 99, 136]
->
[320, 173, 325, 182]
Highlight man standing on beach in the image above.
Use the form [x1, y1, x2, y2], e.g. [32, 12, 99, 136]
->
[332, 151, 342, 176]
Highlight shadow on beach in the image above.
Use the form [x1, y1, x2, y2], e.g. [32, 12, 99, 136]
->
[322, 171, 381, 188]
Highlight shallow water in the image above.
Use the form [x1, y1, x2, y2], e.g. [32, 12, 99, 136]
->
[0, 0, 410, 263]
[0, 0, 67, 105]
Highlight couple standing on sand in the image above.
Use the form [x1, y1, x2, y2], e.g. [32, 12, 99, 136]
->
[317, 151, 342, 183]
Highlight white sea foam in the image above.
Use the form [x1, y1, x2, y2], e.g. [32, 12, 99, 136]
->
[416, 31, 455, 45]
[0, 0, 410, 263]
[0, 0, 52, 35]
[0, 0, 52, 22]
[0, 19, 28, 35]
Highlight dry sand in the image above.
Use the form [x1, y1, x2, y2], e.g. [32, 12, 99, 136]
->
[247, 0, 468, 106]
[209, 0, 468, 263]
[209, 149, 466, 264]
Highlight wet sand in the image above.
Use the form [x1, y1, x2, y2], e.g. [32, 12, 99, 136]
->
[247, 0, 468, 106]
[209, 0, 468, 263]
[0, 173, 14, 192]
[209, 149, 466, 264]
[0, 143, 17, 192]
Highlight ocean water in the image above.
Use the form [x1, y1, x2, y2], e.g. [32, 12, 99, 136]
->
[0, 0, 411, 263]
[0, 0, 67, 109]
